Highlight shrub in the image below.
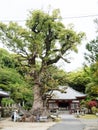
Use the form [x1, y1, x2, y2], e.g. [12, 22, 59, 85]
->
[87, 100, 97, 108]
[1, 98, 14, 107]
[91, 106, 98, 114]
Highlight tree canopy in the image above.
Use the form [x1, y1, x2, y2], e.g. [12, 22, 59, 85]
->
[0, 9, 85, 113]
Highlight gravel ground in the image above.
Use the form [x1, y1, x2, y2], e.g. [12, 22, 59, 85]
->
[0, 117, 98, 130]
[79, 118, 98, 130]
[0, 118, 56, 130]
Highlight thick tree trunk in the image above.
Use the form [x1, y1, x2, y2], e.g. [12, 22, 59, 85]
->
[30, 68, 49, 117]
[32, 84, 43, 113]
[31, 83, 49, 117]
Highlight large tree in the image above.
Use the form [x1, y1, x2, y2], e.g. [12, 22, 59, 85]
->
[0, 9, 84, 114]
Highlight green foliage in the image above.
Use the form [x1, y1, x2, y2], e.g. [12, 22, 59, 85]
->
[40, 66, 59, 94]
[84, 43, 98, 98]
[66, 69, 90, 93]
[0, 48, 14, 68]
[1, 98, 14, 106]
[0, 9, 85, 110]
[84, 39, 98, 63]
[91, 106, 98, 114]
[0, 9, 84, 68]
[0, 48, 33, 108]
[86, 82, 98, 98]
[0, 67, 33, 103]
[53, 68, 68, 86]
[84, 19, 98, 99]
[0, 48, 28, 76]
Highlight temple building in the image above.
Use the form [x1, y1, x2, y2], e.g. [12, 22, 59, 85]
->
[47, 86, 86, 114]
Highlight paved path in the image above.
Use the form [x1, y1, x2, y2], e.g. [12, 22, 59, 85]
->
[48, 114, 98, 130]
[48, 114, 84, 130]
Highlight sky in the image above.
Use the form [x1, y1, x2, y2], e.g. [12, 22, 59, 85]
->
[0, 0, 98, 72]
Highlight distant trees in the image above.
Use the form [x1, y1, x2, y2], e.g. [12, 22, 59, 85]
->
[66, 19, 98, 100]
[66, 69, 90, 93]
[0, 48, 33, 109]
[84, 19, 98, 99]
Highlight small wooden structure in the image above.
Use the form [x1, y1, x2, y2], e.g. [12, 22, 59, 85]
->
[0, 89, 9, 106]
[0, 89, 9, 117]
[47, 86, 86, 114]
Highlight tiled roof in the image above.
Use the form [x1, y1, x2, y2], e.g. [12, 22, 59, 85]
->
[51, 86, 86, 100]
[0, 89, 9, 97]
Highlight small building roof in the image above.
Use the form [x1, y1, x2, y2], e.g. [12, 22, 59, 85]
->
[0, 89, 9, 97]
[51, 86, 86, 100]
